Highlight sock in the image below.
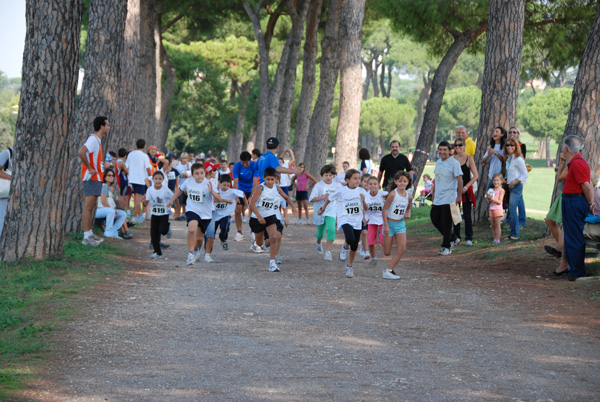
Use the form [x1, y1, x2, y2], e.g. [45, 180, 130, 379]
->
[270, 259, 275, 264]
[84, 230, 93, 239]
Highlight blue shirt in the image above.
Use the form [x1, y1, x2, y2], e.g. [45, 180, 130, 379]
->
[233, 160, 256, 193]
[253, 151, 280, 184]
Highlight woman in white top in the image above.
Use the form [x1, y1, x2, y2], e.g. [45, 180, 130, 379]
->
[95, 168, 129, 239]
[359, 148, 373, 176]
[504, 138, 528, 240]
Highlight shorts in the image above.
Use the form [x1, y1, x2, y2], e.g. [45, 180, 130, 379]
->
[296, 190, 308, 201]
[186, 211, 212, 234]
[386, 219, 406, 236]
[367, 224, 384, 245]
[490, 209, 504, 218]
[83, 180, 102, 197]
[361, 221, 368, 231]
[264, 220, 284, 240]
[178, 192, 187, 205]
[131, 183, 147, 195]
[249, 215, 279, 233]
[120, 183, 131, 197]
[238, 192, 252, 206]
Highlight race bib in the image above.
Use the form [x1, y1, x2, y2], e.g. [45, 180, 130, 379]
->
[188, 189, 205, 203]
[391, 207, 406, 217]
[343, 199, 362, 215]
[368, 202, 383, 212]
[151, 202, 168, 215]
[167, 171, 176, 181]
[260, 197, 280, 210]
[215, 202, 228, 210]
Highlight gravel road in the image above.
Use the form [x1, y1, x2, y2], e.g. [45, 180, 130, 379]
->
[23, 218, 600, 401]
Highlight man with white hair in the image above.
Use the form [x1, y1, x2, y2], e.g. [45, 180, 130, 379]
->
[560, 135, 595, 281]
[455, 125, 476, 157]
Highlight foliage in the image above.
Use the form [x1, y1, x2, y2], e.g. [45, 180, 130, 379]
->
[520, 88, 572, 142]
[438, 85, 482, 134]
[360, 97, 416, 147]
[0, 72, 20, 148]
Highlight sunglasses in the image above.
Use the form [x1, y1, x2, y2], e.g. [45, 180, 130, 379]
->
[506, 144, 516, 147]
[509, 130, 518, 134]
[453, 143, 464, 147]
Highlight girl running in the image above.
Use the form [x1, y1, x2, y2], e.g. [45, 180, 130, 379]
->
[318, 169, 367, 278]
[365, 176, 388, 266]
[486, 173, 505, 244]
[309, 164, 341, 262]
[381, 171, 412, 280]
[291, 162, 316, 224]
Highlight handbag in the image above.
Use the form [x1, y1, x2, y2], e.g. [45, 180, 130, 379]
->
[0, 170, 12, 199]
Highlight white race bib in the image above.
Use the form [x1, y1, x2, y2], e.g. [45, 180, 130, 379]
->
[215, 202, 228, 210]
[151, 202, 168, 215]
[343, 199, 362, 216]
[167, 171, 176, 181]
[188, 189, 205, 204]
[368, 202, 383, 212]
[260, 197, 280, 210]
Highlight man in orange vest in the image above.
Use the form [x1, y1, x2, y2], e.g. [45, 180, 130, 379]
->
[78, 116, 110, 246]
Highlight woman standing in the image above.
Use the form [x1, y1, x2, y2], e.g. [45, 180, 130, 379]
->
[508, 126, 527, 228]
[504, 138, 529, 240]
[481, 127, 507, 190]
[452, 138, 479, 246]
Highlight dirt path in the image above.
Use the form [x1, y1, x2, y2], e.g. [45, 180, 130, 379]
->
[23, 218, 600, 401]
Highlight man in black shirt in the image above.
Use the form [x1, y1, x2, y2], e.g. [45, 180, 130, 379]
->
[377, 140, 413, 190]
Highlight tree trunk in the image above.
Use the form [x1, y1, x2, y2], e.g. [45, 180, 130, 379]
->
[292, 0, 324, 164]
[227, 80, 237, 163]
[305, 0, 343, 177]
[362, 60, 372, 100]
[550, 6, 600, 207]
[379, 63, 388, 97]
[371, 59, 380, 97]
[155, 28, 176, 151]
[410, 23, 488, 190]
[333, 0, 366, 172]
[473, 0, 525, 224]
[231, 82, 251, 162]
[63, 0, 127, 235]
[0, 0, 81, 260]
[138, 0, 158, 146]
[246, 125, 257, 152]
[545, 137, 552, 167]
[277, 0, 311, 154]
[415, 72, 432, 144]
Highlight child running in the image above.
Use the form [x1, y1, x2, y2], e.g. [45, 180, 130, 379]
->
[318, 169, 367, 278]
[167, 163, 226, 265]
[214, 174, 244, 251]
[309, 164, 341, 261]
[359, 174, 371, 260]
[291, 162, 317, 224]
[144, 171, 174, 259]
[365, 176, 388, 266]
[486, 173, 505, 244]
[381, 171, 412, 280]
[249, 167, 297, 272]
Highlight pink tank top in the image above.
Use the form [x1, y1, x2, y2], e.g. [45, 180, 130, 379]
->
[490, 188, 503, 211]
[297, 173, 308, 191]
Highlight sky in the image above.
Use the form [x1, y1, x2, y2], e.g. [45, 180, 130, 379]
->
[0, 1, 26, 78]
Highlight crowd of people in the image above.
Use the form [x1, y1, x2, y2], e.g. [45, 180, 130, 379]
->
[72, 116, 600, 281]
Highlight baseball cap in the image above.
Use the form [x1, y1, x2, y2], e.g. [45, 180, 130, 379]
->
[204, 161, 220, 173]
[266, 137, 279, 149]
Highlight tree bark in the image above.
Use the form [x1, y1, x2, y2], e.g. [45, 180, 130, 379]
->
[246, 125, 257, 152]
[305, 0, 343, 177]
[1, 0, 82, 260]
[473, 0, 525, 224]
[292, 0, 324, 163]
[550, 6, 600, 207]
[410, 22, 488, 190]
[231, 81, 251, 162]
[155, 24, 176, 151]
[362, 60, 372, 100]
[138, 0, 158, 146]
[277, 0, 311, 154]
[371, 58, 380, 97]
[333, 0, 366, 172]
[415, 72, 432, 144]
[63, 0, 127, 235]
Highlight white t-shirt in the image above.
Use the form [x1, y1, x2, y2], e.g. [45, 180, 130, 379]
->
[433, 157, 463, 206]
[82, 135, 103, 182]
[310, 180, 341, 224]
[334, 171, 347, 184]
[180, 179, 214, 219]
[175, 162, 191, 186]
[386, 189, 409, 221]
[252, 184, 280, 219]
[279, 161, 291, 187]
[365, 190, 388, 225]
[424, 180, 433, 191]
[329, 186, 364, 230]
[146, 185, 174, 216]
[214, 188, 245, 220]
[126, 150, 152, 185]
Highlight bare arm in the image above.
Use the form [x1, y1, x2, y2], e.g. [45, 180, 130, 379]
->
[456, 176, 463, 204]
[78, 145, 94, 173]
[464, 156, 479, 190]
[581, 181, 594, 212]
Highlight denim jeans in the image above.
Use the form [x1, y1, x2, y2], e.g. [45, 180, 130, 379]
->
[508, 183, 523, 238]
[96, 207, 126, 237]
[561, 195, 588, 278]
[518, 195, 526, 227]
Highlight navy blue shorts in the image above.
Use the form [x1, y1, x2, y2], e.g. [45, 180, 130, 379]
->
[296, 190, 308, 201]
[131, 183, 147, 195]
[186, 211, 212, 234]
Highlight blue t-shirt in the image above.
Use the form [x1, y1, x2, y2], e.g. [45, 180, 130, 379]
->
[253, 151, 280, 184]
[233, 160, 256, 193]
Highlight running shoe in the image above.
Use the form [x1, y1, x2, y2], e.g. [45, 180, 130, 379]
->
[275, 256, 283, 264]
[204, 254, 214, 263]
[234, 232, 244, 241]
[269, 261, 280, 272]
[383, 270, 400, 280]
[316, 241, 324, 255]
[339, 246, 349, 261]
[250, 242, 263, 253]
[369, 257, 378, 266]
[186, 252, 195, 265]
[324, 251, 333, 261]
[150, 252, 162, 259]
[222, 241, 229, 250]
[345, 264, 354, 278]
[438, 247, 452, 256]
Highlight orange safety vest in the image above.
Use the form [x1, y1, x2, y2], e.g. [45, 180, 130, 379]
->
[81, 134, 103, 182]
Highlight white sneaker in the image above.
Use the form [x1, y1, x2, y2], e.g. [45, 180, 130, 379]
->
[451, 238, 461, 248]
[297, 219, 303, 225]
[369, 257, 378, 266]
[204, 254, 214, 263]
[150, 252, 162, 259]
[465, 240, 473, 246]
[438, 247, 452, 256]
[186, 252, 195, 265]
[261, 244, 268, 253]
[234, 232, 244, 241]
[383, 269, 400, 280]
[194, 249, 202, 262]
[345, 264, 354, 278]
[324, 251, 333, 261]
[362, 251, 371, 260]
[304, 220, 310, 225]
[316, 242, 324, 255]
[91, 234, 104, 243]
[269, 261, 280, 272]
[275, 256, 283, 264]
[339, 246, 349, 261]
[250, 232, 255, 241]
[250, 242, 262, 253]
[82, 237, 100, 246]
[166, 223, 172, 239]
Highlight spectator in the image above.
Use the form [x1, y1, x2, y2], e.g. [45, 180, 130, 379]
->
[481, 126, 507, 190]
[508, 126, 527, 228]
[377, 140, 413, 191]
[452, 137, 479, 246]
[95, 168, 128, 239]
[0, 145, 14, 237]
[545, 152, 569, 275]
[430, 141, 463, 256]
[251, 148, 261, 162]
[561, 135, 594, 281]
[359, 148, 373, 176]
[116, 148, 131, 218]
[504, 138, 529, 241]
[455, 125, 476, 157]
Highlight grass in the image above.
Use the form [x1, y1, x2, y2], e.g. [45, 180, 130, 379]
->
[0, 235, 125, 399]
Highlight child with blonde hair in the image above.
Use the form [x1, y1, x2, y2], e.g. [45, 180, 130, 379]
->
[486, 173, 505, 244]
